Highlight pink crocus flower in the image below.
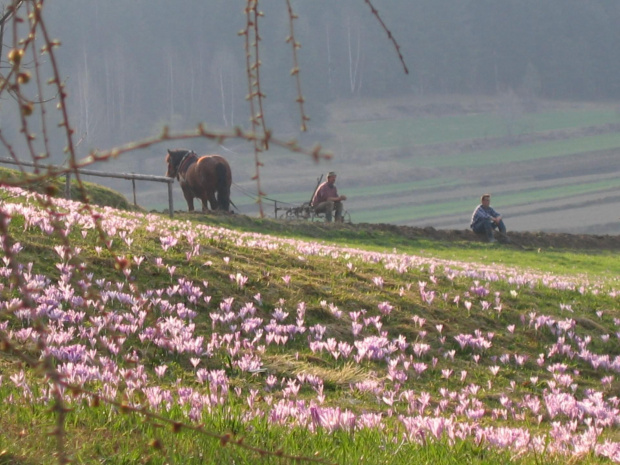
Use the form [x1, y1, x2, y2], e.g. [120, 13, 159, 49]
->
[154, 365, 168, 378]
[377, 301, 393, 316]
[159, 235, 178, 251]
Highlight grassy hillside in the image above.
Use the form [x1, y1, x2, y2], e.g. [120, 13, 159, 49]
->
[1, 185, 619, 464]
[0, 166, 138, 211]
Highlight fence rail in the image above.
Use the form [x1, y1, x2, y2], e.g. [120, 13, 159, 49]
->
[0, 157, 175, 217]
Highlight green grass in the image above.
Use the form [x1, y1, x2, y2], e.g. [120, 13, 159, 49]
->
[0, 166, 137, 211]
[266, 177, 463, 206]
[265, 163, 620, 219]
[1, 191, 620, 464]
[412, 132, 620, 169]
[343, 108, 620, 149]
[189, 213, 620, 282]
[265, 174, 620, 228]
[350, 176, 620, 224]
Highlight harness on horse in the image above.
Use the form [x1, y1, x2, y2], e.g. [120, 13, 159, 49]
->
[176, 150, 198, 181]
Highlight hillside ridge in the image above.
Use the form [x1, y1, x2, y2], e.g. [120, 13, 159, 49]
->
[183, 211, 620, 251]
[354, 222, 620, 251]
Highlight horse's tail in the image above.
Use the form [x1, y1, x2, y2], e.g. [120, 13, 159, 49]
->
[215, 163, 230, 211]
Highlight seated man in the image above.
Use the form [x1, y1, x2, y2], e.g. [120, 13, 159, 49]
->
[470, 194, 509, 243]
[311, 171, 347, 223]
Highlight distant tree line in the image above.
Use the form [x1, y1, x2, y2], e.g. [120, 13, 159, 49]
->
[5, 0, 619, 162]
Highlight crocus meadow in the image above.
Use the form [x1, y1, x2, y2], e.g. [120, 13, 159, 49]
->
[1, 185, 619, 463]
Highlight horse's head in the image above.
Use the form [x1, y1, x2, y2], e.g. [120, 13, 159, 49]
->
[165, 149, 188, 180]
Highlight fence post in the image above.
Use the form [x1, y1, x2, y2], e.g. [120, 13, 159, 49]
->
[167, 182, 174, 218]
[132, 178, 137, 206]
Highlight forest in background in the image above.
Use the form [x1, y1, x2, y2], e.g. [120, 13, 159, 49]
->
[2, 0, 618, 159]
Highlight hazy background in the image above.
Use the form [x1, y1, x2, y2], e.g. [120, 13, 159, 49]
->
[3, 0, 620, 233]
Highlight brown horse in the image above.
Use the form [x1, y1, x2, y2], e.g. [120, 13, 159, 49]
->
[165, 149, 232, 212]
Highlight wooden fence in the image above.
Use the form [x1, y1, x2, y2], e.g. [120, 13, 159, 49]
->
[0, 158, 176, 217]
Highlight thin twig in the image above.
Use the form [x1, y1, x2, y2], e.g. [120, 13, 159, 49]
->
[363, 0, 409, 74]
[285, 0, 310, 131]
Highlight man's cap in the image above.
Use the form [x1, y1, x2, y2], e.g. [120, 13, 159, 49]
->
[327, 171, 337, 177]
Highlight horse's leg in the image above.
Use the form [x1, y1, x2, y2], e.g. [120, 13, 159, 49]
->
[201, 195, 210, 212]
[215, 163, 230, 211]
[185, 195, 195, 212]
[182, 185, 195, 212]
[195, 189, 212, 212]
[207, 189, 218, 211]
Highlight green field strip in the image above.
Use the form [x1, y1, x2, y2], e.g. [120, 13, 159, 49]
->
[343, 108, 620, 149]
[412, 132, 620, 169]
[237, 169, 620, 217]
[352, 177, 620, 224]
[263, 177, 463, 206]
